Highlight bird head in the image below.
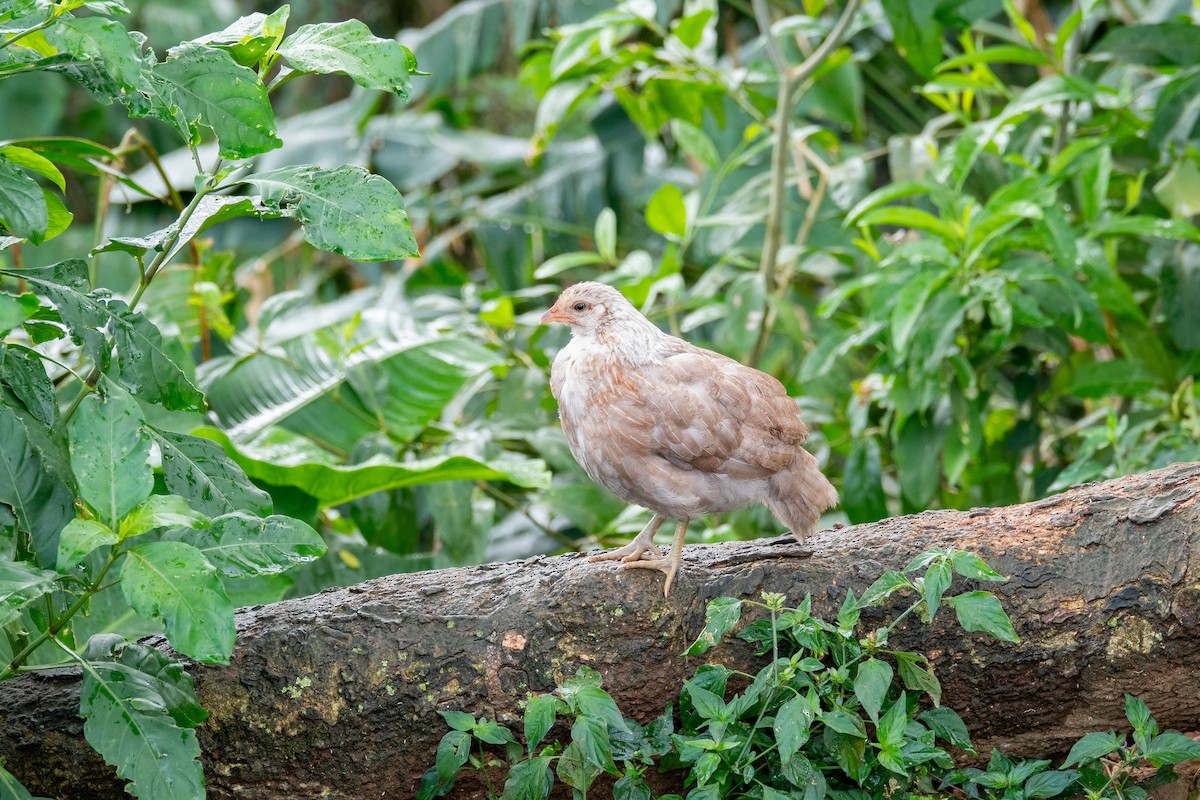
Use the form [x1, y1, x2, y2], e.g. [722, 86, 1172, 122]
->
[540, 282, 631, 333]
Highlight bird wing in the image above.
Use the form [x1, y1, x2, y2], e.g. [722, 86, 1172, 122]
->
[640, 346, 809, 480]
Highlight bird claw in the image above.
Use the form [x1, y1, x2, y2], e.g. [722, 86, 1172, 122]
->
[587, 541, 662, 563]
[621, 556, 680, 597]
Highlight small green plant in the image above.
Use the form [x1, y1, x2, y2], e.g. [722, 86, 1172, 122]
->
[421, 549, 1200, 800]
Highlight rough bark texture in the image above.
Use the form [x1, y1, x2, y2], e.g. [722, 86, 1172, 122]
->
[2, 462, 1199, 799]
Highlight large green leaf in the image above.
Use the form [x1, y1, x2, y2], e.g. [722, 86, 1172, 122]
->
[1, 344, 58, 427]
[277, 20, 415, 98]
[177, 511, 325, 577]
[0, 765, 39, 800]
[202, 300, 500, 445]
[57, 518, 117, 572]
[880, 0, 943, 77]
[236, 165, 419, 261]
[153, 429, 273, 517]
[0, 151, 47, 242]
[196, 426, 551, 508]
[121, 540, 235, 663]
[76, 638, 206, 800]
[154, 43, 281, 159]
[68, 388, 153, 528]
[0, 405, 74, 567]
[0, 557, 59, 627]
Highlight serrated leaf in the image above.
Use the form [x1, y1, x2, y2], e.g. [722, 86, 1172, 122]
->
[121, 540, 235, 663]
[277, 20, 414, 98]
[68, 388, 153, 528]
[0, 405, 73, 567]
[154, 43, 281, 159]
[153, 429, 273, 517]
[76, 643, 205, 800]
[853, 658, 893, 723]
[683, 597, 742, 656]
[236, 165, 418, 261]
[57, 517, 117, 572]
[950, 591, 1020, 643]
[176, 511, 324, 577]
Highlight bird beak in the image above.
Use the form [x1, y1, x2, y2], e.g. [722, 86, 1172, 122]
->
[540, 301, 570, 325]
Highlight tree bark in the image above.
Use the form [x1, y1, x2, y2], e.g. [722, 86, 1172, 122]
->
[2, 462, 1199, 799]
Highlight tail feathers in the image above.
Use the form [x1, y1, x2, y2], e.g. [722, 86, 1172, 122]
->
[766, 449, 838, 541]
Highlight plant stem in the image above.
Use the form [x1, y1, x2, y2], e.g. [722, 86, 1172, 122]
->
[747, 0, 861, 368]
[0, 12, 56, 53]
[0, 546, 122, 681]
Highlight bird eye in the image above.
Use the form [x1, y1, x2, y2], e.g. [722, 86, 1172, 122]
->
[572, 302, 587, 311]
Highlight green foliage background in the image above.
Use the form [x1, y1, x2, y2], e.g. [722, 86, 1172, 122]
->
[1, 0, 1199, 797]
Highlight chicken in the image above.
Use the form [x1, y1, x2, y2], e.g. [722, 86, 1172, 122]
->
[541, 282, 838, 596]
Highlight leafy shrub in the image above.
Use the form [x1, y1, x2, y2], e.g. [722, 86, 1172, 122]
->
[421, 550, 1200, 800]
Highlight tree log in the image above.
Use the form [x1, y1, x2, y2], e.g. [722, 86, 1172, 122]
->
[2, 462, 1199, 799]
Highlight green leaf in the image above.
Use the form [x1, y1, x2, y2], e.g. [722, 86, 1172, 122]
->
[57, 518, 117, 572]
[950, 591, 1019, 643]
[533, 250, 607, 279]
[613, 773, 652, 800]
[1092, 22, 1200, 67]
[473, 718, 518, 746]
[68, 388, 153, 528]
[572, 714, 617, 774]
[1125, 694, 1157, 741]
[153, 429, 273, 517]
[684, 680, 726, 721]
[556, 740, 601, 792]
[434, 729, 471, 785]
[894, 651, 941, 705]
[670, 120, 719, 170]
[192, 11, 288, 68]
[524, 693, 565, 752]
[0, 145, 64, 192]
[775, 692, 815, 764]
[438, 710, 475, 731]
[0, 293, 40, 335]
[499, 756, 553, 800]
[1090, 216, 1200, 243]
[860, 571, 911, 606]
[646, 183, 687, 239]
[858, 206, 958, 243]
[876, 692, 908, 749]
[121, 540, 235, 663]
[0, 765, 39, 800]
[1025, 769, 1079, 798]
[119, 495, 208, 540]
[0, 405, 74, 567]
[177, 512, 324, 577]
[950, 551, 1005, 582]
[923, 560, 952, 620]
[890, 269, 944, 357]
[154, 43, 281, 159]
[894, 415, 942, 507]
[277, 20, 415, 99]
[1062, 731, 1123, 767]
[1144, 732, 1200, 766]
[820, 710, 866, 738]
[594, 208, 617, 263]
[853, 658, 893, 723]
[842, 438, 888, 524]
[77, 642, 205, 800]
[919, 706, 972, 750]
[683, 597, 742, 656]
[0, 558, 59, 627]
[196, 427, 550, 509]
[1068, 359, 1159, 399]
[880, 0, 943, 76]
[237, 165, 418, 261]
[0, 152, 48, 243]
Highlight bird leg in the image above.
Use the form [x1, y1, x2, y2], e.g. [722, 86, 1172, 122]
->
[588, 513, 667, 564]
[621, 519, 688, 597]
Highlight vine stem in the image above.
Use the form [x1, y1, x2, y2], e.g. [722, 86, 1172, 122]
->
[747, 0, 862, 368]
[0, 546, 122, 681]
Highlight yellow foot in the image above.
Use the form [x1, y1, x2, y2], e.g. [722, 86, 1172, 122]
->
[588, 513, 666, 564]
[621, 519, 689, 597]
